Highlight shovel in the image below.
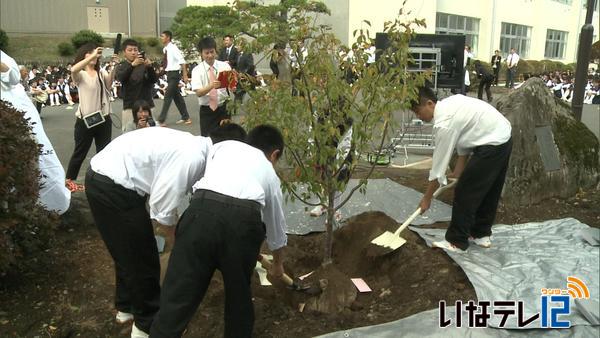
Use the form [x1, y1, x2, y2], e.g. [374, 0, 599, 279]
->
[370, 179, 457, 253]
[257, 254, 322, 295]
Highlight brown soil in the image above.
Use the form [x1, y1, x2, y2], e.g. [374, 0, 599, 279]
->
[1, 169, 598, 337]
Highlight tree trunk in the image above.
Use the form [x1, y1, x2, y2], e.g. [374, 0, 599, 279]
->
[323, 188, 336, 266]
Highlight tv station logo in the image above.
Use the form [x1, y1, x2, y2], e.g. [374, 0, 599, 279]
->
[439, 276, 590, 329]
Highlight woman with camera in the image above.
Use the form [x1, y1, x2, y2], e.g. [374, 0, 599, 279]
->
[123, 99, 156, 132]
[65, 43, 116, 192]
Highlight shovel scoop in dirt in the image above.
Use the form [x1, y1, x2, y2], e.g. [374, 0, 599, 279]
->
[371, 179, 456, 253]
[257, 254, 321, 295]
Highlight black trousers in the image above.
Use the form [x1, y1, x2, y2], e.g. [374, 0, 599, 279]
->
[478, 78, 493, 102]
[493, 67, 500, 85]
[158, 71, 190, 123]
[34, 101, 43, 114]
[85, 169, 160, 333]
[65, 117, 111, 180]
[199, 103, 230, 137]
[505, 68, 516, 88]
[150, 190, 265, 338]
[446, 138, 513, 250]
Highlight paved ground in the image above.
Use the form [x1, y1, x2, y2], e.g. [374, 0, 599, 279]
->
[37, 93, 599, 184]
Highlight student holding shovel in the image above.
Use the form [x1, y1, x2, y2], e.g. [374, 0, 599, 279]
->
[410, 86, 512, 252]
[151, 125, 288, 338]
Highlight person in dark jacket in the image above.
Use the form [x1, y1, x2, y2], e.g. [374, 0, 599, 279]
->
[490, 50, 502, 86]
[217, 35, 240, 70]
[474, 60, 494, 102]
[114, 39, 158, 132]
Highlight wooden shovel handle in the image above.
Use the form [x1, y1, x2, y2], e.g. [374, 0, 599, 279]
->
[257, 254, 294, 286]
[392, 179, 457, 237]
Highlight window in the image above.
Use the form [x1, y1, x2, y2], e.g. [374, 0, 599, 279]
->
[545, 29, 568, 59]
[436, 13, 480, 55]
[500, 22, 532, 58]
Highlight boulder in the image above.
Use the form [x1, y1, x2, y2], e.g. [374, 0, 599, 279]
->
[496, 78, 599, 207]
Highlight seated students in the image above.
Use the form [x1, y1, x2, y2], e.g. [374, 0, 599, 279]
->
[123, 99, 156, 132]
[151, 125, 288, 338]
[85, 123, 246, 338]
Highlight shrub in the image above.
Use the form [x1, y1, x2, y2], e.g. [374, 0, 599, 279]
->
[0, 29, 8, 50]
[146, 36, 159, 47]
[0, 101, 58, 276]
[71, 29, 105, 49]
[57, 42, 75, 56]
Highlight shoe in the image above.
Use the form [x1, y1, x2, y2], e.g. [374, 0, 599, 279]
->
[159, 122, 167, 127]
[184, 119, 192, 125]
[470, 236, 491, 248]
[432, 240, 465, 252]
[116, 311, 134, 324]
[175, 119, 186, 124]
[65, 179, 78, 192]
[309, 205, 325, 217]
[131, 323, 149, 338]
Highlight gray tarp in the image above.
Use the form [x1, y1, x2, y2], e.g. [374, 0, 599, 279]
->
[283, 179, 452, 235]
[318, 218, 599, 337]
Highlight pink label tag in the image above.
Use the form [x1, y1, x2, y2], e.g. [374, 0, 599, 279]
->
[351, 278, 372, 292]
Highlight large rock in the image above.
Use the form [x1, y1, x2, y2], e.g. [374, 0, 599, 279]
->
[496, 78, 599, 207]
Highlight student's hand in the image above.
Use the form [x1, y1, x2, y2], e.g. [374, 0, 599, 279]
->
[212, 80, 221, 89]
[418, 196, 432, 214]
[91, 47, 103, 59]
[268, 262, 284, 279]
[137, 118, 148, 128]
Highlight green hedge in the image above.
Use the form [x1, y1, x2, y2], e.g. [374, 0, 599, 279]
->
[0, 101, 58, 276]
[71, 29, 105, 49]
[0, 29, 8, 50]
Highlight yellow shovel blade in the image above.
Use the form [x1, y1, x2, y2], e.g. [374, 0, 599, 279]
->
[370, 231, 407, 250]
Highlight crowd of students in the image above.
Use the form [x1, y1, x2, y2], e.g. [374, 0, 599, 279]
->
[539, 71, 600, 104]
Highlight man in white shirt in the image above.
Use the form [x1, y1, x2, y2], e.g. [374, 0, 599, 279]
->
[505, 48, 520, 89]
[84, 124, 246, 338]
[411, 86, 512, 252]
[157, 31, 191, 126]
[150, 125, 288, 338]
[0, 50, 71, 214]
[191, 36, 233, 136]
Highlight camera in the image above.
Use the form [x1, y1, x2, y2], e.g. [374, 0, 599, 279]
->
[146, 116, 156, 127]
[139, 50, 146, 59]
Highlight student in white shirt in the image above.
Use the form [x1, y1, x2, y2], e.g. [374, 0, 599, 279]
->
[191, 36, 233, 136]
[411, 87, 512, 252]
[84, 124, 246, 338]
[505, 48, 520, 89]
[151, 125, 288, 338]
[157, 30, 191, 126]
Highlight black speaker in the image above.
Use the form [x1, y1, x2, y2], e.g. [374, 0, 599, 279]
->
[374, 33, 466, 90]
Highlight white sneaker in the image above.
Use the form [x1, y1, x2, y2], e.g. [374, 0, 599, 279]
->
[432, 240, 465, 252]
[309, 205, 326, 217]
[131, 323, 149, 338]
[470, 236, 492, 248]
[116, 311, 134, 324]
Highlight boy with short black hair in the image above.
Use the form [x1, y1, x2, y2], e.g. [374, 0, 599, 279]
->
[151, 124, 288, 338]
[411, 86, 512, 252]
[191, 36, 233, 136]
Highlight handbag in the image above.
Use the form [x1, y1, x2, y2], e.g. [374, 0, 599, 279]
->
[81, 71, 108, 129]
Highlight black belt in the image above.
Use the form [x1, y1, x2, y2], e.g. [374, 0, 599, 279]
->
[192, 189, 261, 212]
[88, 168, 115, 185]
[166, 70, 180, 73]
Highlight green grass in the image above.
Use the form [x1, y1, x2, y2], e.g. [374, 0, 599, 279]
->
[5, 34, 164, 66]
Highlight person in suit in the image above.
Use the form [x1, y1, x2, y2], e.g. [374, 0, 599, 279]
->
[490, 50, 502, 86]
[234, 44, 256, 104]
[218, 35, 240, 70]
[474, 60, 494, 102]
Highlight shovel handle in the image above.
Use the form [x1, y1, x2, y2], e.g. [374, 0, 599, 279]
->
[257, 254, 294, 286]
[392, 179, 457, 237]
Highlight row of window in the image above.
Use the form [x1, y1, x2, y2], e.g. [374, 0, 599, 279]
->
[436, 13, 570, 59]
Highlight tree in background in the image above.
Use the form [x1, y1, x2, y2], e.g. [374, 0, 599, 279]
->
[0, 29, 8, 51]
[236, 0, 427, 264]
[170, 5, 244, 54]
[71, 30, 105, 49]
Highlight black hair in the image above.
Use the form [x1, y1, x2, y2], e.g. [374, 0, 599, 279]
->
[197, 37, 217, 52]
[247, 125, 284, 160]
[132, 99, 152, 123]
[209, 122, 247, 144]
[223, 34, 233, 40]
[74, 43, 100, 72]
[161, 31, 173, 40]
[410, 85, 438, 111]
[121, 39, 139, 50]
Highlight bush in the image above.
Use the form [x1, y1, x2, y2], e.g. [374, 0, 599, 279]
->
[71, 29, 105, 49]
[0, 101, 58, 276]
[0, 29, 8, 50]
[146, 36, 159, 47]
[57, 42, 75, 56]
